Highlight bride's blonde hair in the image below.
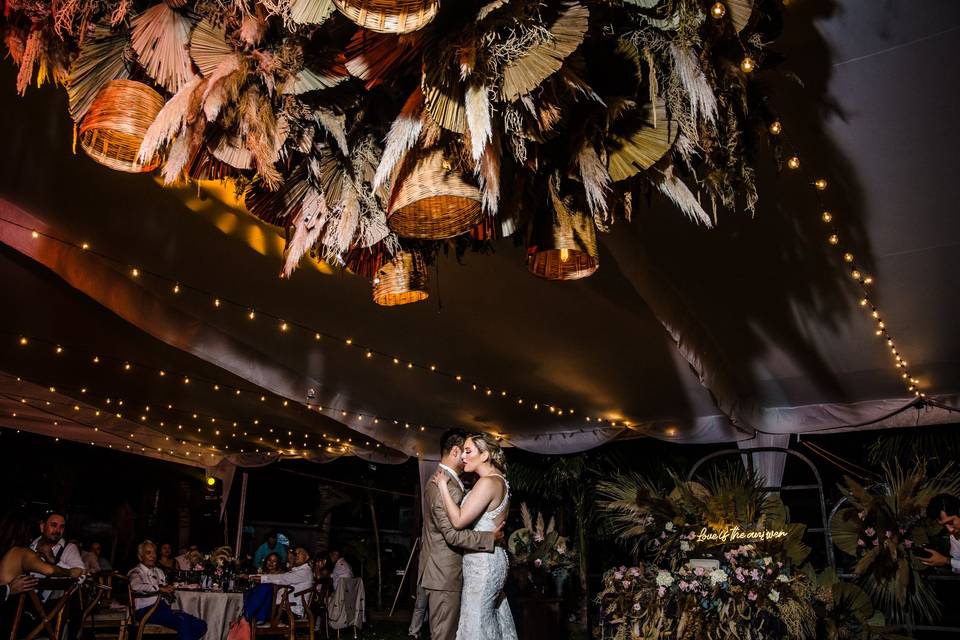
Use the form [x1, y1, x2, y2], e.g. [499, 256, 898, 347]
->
[467, 433, 507, 475]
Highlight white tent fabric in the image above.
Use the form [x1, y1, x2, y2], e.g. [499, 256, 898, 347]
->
[0, 0, 958, 465]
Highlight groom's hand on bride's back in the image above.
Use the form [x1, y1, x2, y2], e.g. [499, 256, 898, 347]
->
[494, 520, 506, 544]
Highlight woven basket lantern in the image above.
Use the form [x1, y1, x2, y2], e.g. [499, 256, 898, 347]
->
[387, 150, 483, 239]
[333, 0, 438, 34]
[373, 251, 429, 306]
[528, 207, 599, 281]
[79, 80, 165, 173]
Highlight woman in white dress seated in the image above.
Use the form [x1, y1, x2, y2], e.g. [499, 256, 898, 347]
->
[432, 433, 519, 640]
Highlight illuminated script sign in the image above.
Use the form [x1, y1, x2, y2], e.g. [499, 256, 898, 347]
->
[694, 526, 789, 545]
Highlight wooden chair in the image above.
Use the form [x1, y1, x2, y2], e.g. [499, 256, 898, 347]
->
[79, 573, 128, 640]
[250, 584, 295, 640]
[291, 587, 316, 640]
[325, 578, 364, 640]
[309, 580, 332, 640]
[115, 574, 177, 640]
[8, 578, 79, 640]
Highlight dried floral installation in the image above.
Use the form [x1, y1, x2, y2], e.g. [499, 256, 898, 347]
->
[1, 0, 784, 295]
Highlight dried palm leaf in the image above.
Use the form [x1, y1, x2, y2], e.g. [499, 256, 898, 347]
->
[239, 9, 268, 46]
[606, 98, 676, 181]
[211, 134, 254, 169]
[186, 144, 237, 181]
[130, 3, 194, 93]
[290, 0, 337, 25]
[654, 165, 711, 227]
[501, 2, 589, 102]
[66, 26, 129, 123]
[373, 88, 425, 191]
[345, 30, 423, 90]
[423, 62, 465, 133]
[476, 134, 501, 215]
[621, 0, 662, 6]
[190, 18, 236, 78]
[283, 186, 330, 276]
[727, 0, 754, 33]
[283, 52, 348, 94]
[246, 166, 310, 226]
[477, 0, 511, 21]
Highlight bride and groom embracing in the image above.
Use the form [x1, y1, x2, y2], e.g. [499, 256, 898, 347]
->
[417, 429, 519, 640]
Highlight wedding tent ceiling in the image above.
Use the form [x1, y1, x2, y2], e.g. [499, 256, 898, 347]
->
[0, 0, 958, 467]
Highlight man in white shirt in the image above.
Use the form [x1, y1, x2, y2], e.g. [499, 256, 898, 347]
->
[30, 511, 84, 578]
[252, 547, 315, 618]
[128, 541, 207, 640]
[921, 495, 960, 572]
[329, 549, 353, 591]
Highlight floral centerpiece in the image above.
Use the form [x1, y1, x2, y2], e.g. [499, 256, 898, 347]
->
[830, 461, 960, 624]
[599, 545, 818, 639]
[509, 503, 577, 594]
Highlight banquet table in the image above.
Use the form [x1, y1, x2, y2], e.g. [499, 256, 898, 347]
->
[174, 590, 244, 640]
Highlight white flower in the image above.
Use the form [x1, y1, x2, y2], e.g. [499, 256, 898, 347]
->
[768, 589, 780, 603]
[680, 541, 691, 552]
[776, 574, 790, 583]
[664, 522, 675, 532]
[709, 569, 728, 586]
[655, 571, 674, 588]
[762, 557, 773, 566]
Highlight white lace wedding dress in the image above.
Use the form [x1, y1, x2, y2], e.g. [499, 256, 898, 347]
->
[457, 474, 519, 640]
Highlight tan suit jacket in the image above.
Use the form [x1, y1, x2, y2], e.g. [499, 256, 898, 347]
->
[418, 467, 495, 592]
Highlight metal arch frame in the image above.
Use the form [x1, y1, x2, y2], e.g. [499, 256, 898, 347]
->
[686, 446, 835, 568]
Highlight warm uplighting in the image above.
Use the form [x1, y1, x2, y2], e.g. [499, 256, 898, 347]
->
[559, 248, 570, 263]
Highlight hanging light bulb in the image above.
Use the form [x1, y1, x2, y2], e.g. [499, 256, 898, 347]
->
[821, 211, 832, 223]
[769, 121, 782, 135]
[710, 2, 726, 19]
[828, 234, 839, 245]
[559, 248, 570, 263]
[787, 155, 800, 170]
[740, 57, 756, 73]
[814, 179, 828, 190]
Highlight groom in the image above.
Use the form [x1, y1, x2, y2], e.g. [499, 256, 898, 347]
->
[418, 429, 501, 640]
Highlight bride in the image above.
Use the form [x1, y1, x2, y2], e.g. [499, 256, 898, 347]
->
[432, 432, 519, 640]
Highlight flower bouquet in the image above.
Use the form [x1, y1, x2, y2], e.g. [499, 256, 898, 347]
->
[509, 503, 577, 595]
[830, 461, 960, 624]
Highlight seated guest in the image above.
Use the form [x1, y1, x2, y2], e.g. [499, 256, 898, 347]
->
[30, 511, 85, 580]
[81, 541, 104, 573]
[329, 549, 353, 590]
[254, 532, 287, 571]
[921, 494, 960, 572]
[158, 543, 176, 575]
[244, 547, 314, 621]
[175, 546, 202, 572]
[262, 552, 281, 575]
[128, 541, 207, 640]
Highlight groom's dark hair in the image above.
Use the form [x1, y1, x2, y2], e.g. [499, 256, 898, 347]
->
[440, 429, 468, 456]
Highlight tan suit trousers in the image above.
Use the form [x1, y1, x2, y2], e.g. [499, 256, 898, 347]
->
[425, 588, 460, 640]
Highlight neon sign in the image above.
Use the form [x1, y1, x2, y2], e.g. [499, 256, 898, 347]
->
[693, 526, 789, 545]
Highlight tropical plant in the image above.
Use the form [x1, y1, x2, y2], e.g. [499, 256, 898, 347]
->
[830, 461, 960, 624]
[508, 503, 576, 574]
[868, 428, 960, 468]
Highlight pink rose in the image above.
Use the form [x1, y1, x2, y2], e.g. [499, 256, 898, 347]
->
[748, 591, 757, 601]
[904, 540, 913, 548]
[633, 603, 642, 611]
[872, 539, 879, 546]
[750, 569, 761, 581]
[857, 539, 865, 547]
[657, 586, 666, 597]
[534, 559, 542, 568]
[766, 568, 773, 575]
[694, 567, 704, 576]
[622, 581, 631, 589]
[614, 572, 624, 580]
[899, 528, 906, 534]
[864, 527, 875, 536]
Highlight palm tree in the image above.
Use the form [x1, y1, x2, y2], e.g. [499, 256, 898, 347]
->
[510, 451, 620, 629]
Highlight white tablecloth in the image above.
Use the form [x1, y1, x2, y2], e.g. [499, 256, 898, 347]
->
[175, 591, 244, 640]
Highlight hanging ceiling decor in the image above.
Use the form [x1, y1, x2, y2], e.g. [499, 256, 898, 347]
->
[2, 0, 781, 300]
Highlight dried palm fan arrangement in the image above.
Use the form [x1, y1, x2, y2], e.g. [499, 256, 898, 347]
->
[3, 0, 781, 294]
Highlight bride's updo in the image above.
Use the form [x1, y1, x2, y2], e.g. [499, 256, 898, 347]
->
[468, 432, 507, 475]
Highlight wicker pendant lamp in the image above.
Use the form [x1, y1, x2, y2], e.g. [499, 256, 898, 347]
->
[78, 80, 165, 173]
[528, 203, 599, 281]
[387, 149, 483, 239]
[372, 251, 429, 306]
[333, 0, 439, 34]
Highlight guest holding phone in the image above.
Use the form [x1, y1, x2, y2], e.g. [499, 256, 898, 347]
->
[920, 494, 960, 571]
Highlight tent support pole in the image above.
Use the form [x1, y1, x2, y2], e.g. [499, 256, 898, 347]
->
[234, 472, 249, 560]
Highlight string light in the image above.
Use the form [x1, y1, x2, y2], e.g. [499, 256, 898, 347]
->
[740, 57, 756, 74]
[710, 2, 726, 19]
[772, 117, 922, 396]
[0, 216, 631, 430]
